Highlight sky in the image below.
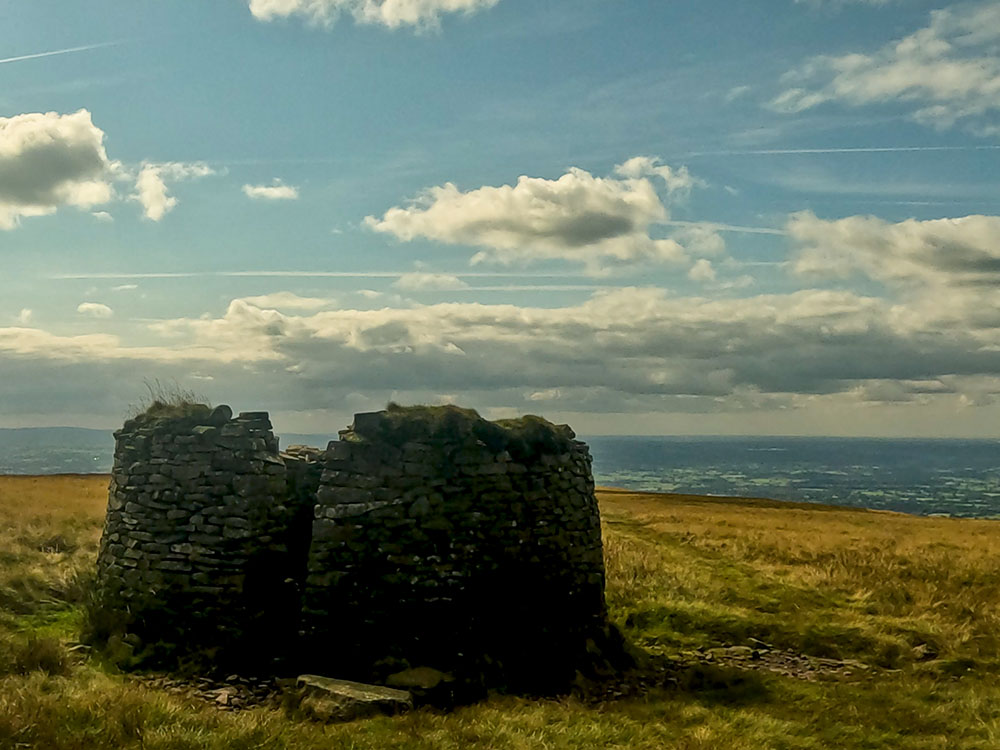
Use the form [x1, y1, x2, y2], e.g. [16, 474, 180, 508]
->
[1, 0, 1000, 437]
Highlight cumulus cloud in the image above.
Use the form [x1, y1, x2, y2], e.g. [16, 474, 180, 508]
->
[613, 156, 699, 196]
[77, 302, 113, 318]
[788, 211, 1000, 288]
[15, 309, 31, 324]
[247, 0, 499, 28]
[688, 259, 717, 282]
[0, 109, 116, 229]
[391, 272, 469, 291]
[771, 2, 1000, 133]
[135, 162, 215, 221]
[242, 180, 299, 200]
[787, 210, 1000, 344]
[365, 159, 700, 274]
[672, 223, 727, 258]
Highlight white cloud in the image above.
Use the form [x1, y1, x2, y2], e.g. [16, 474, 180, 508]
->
[688, 259, 717, 282]
[76, 302, 113, 318]
[392, 272, 469, 291]
[772, 2, 1000, 133]
[16, 309, 31, 324]
[365, 159, 700, 274]
[527, 388, 561, 402]
[613, 156, 699, 196]
[672, 223, 727, 258]
[242, 180, 299, 200]
[0, 110, 116, 229]
[237, 292, 334, 310]
[2, 277, 1000, 425]
[112, 284, 138, 292]
[247, 0, 499, 28]
[92, 211, 113, 222]
[135, 285, 999, 406]
[134, 162, 215, 221]
[725, 85, 752, 102]
[788, 211, 1000, 288]
[787, 211, 1000, 344]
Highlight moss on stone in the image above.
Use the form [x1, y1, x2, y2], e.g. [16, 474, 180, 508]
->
[137, 400, 212, 420]
[355, 403, 576, 459]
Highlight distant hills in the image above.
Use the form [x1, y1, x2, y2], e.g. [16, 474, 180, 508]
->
[0, 428, 337, 475]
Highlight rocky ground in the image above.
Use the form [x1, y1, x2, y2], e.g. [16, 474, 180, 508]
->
[126, 641, 875, 718]
[125, 673, 287, 712]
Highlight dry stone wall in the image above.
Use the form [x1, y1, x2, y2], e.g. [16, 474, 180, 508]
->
[301, 411, 608, 692]
[95, 408, 310, 670]
[93, 404, 623, 692]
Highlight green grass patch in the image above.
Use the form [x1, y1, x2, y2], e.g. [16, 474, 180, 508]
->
[5, 478, 1000, 747]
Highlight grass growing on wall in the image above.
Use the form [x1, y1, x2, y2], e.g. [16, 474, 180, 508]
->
[126, 380, 211, 420]
[2, 476, 1000, 748]
[358, 403, 576, 459]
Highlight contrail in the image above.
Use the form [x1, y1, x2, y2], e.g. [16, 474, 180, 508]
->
[49, 271, 593, 280]
[687, 145, 1000, 157]
[662, 220, 786, 236]
[0, 42, 118, 66]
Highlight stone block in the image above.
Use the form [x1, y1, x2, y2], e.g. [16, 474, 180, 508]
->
[293, 675, 412, 723]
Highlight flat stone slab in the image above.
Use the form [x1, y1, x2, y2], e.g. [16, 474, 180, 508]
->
[295, 675, 412, 723]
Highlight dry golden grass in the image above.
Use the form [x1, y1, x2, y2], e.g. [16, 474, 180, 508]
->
[1, 478, 1000, 747]
[600, 487, 1000, 670]
[0, 475, 108, 524]
[0, 475, 105, 623]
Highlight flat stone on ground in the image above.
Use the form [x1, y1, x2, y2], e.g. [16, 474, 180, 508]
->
[294, 674, 413, 723]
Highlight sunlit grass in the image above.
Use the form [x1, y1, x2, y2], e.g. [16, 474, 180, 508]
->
[2, 476, 1000, 748]
[601, 488, 1000, 672]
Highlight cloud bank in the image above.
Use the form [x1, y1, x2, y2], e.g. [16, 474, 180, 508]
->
[4, 262, 999, 421]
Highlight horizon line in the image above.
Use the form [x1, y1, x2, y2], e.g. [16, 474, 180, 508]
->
[2, 425, 997, 442]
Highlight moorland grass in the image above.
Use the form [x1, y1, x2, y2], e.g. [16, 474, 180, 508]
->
[127, 380, 211, 421]
[1, 476, 1000, 748]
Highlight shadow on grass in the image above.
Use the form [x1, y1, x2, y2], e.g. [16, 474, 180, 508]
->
[670, 661, 771, 706]
[579, 649, 772, 709]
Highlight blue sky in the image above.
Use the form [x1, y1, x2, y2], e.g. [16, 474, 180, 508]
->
[2, 0, 1000, 436]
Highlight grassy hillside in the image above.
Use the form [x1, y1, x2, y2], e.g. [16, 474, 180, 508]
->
[2, 476, 1000, 748]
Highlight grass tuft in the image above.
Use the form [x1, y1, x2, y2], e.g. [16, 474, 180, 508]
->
[126, 379, 211, 420]
[0, 634, 71, 677]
